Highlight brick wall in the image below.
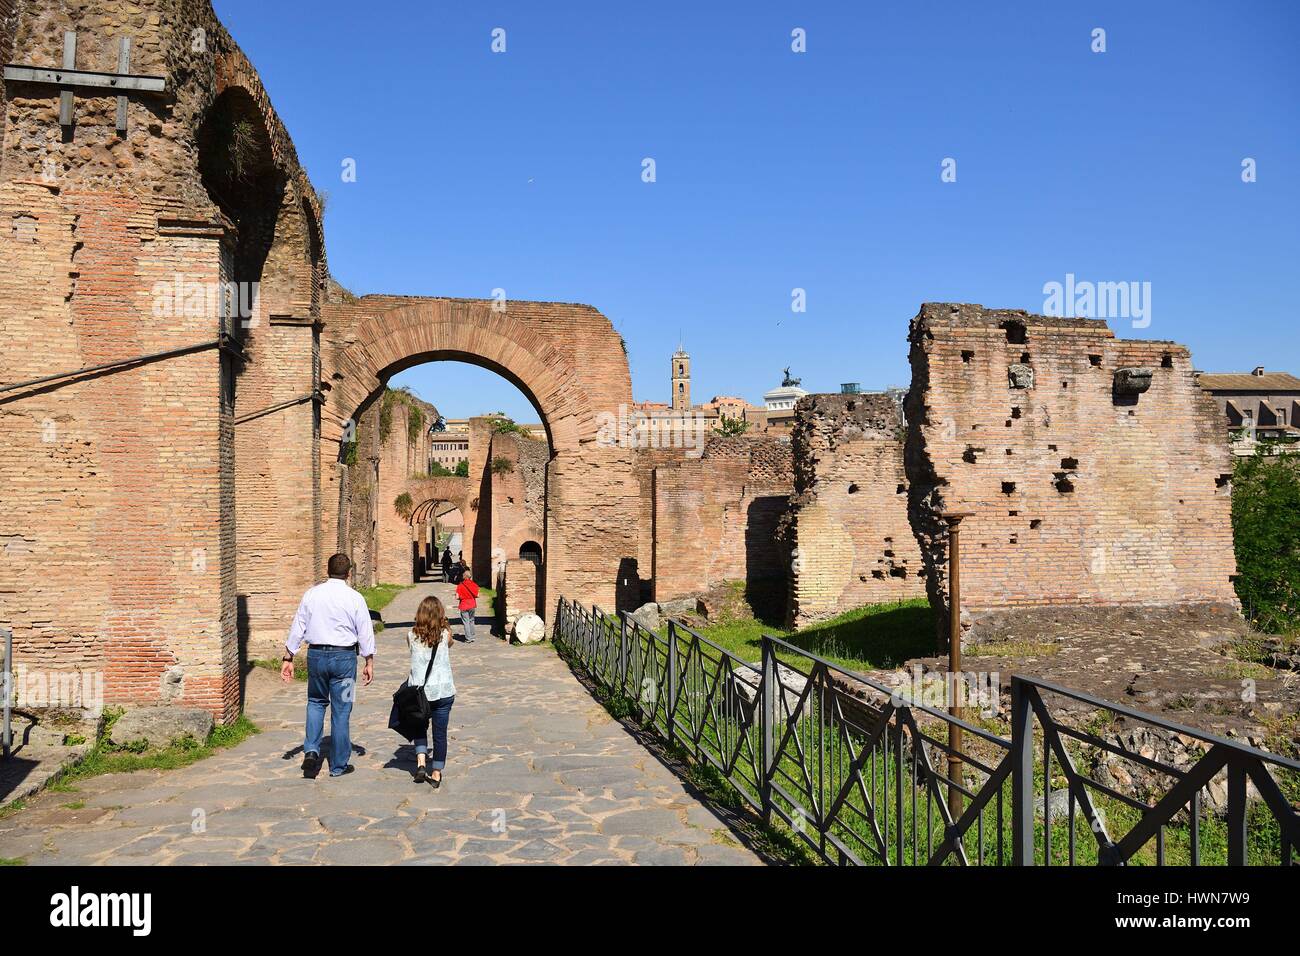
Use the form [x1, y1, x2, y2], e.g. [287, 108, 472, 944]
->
[488, 430, 547, 579]
[0, 0, 323, 719]
[652, 435, 793, 606]
[498, 558, 539, 633]
[904, 303, 1239, 637]
[785, 394, 925, 628]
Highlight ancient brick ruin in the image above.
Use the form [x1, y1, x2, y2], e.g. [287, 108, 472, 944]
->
[0, 0, 1251, 726]
[904, 303, 1239, 643]
[783, 393, 925, 628]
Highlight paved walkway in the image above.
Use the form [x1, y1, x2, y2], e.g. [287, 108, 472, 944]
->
[0, 582, 761, 865]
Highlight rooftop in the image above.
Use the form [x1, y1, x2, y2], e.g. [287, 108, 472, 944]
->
[1197, 368, 1300, 392]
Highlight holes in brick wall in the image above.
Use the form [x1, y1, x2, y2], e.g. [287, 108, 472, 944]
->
[1011, 407, 1022, 419]
[962, 445, 982, 463]
[1061, 457, 1078, 470]
[1061, 380, 1069, 389]
[1089, 354, 1102, 367]
[1009, 535, 1018, 544]
[1030, 518, 1042, 529]
[11, 214, 37, 242]
[962, 350, 975, 363]
[1216, 473, 1232, 490]
[1048, 444, 1058, 451]
[1053, 473, 1075, 493]
[1000, 319, 1028, 344]
[1161, 353, 1173, 368]
[1005, 448, 1013, 455]
[848, 483, 860, 494]
[889, 567, 908, 578]
[1001, 481, 1016, 494]
[1008, 510, 1018, 516]
[872, 569, 885, 579]
[1019, 352, 1031, 363]
[65, 272, 79, 303]
[896, 484, 906, 494]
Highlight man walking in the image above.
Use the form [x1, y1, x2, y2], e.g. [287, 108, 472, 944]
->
[282, 553, 375, 778]
[456, 574, 480, 643]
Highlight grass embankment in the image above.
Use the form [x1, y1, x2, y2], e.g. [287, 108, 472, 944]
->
[359, 582, 412, 632]
[0, 708, 259, 826]
[676, 589, 935, 675]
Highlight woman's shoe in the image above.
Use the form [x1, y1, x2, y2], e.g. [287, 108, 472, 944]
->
[429, 771, 442, 790]
[414, 762, 428, 784]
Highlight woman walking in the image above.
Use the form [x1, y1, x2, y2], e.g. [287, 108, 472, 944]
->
[406, 595, 456, 787]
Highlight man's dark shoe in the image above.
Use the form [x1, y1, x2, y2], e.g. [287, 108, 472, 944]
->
[301, 752, 322, 779]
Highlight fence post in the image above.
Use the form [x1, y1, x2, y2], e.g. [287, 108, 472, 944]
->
[760, 635, 776, 823]
[2, 626, 12, 759]
[1227, 756, 1247, 866]
[617, 611, 629, 698]
[1011, 676, 1035, 865]
[666, 621, 678, 744]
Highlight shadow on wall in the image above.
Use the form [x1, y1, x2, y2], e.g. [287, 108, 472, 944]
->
[745, 495, 791, 625]
[236, 595, 250, 711]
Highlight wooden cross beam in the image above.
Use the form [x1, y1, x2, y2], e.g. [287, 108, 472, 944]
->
[3, 31, 167, 135]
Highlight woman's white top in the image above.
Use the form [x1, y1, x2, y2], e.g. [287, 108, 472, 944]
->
[407, 628, 455, 702]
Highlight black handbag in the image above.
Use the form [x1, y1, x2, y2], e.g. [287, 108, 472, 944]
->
[388, 646, 437, 740]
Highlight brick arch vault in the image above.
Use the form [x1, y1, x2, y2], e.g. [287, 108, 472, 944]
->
[314, 296, 644, 626]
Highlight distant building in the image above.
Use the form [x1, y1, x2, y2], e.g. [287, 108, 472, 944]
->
[1197, 366, 1300, 455]
[762, 368, 809, 431]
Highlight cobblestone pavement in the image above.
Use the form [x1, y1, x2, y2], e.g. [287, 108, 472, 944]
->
[0, 582, 762, 866]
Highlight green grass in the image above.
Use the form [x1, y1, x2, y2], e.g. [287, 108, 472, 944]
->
[46, 709, 260, 792]
[358, 582, 412, 632]
[681, 598, 935, 674]
[251, 657, 307, 681]
[0, 857, 25, 866]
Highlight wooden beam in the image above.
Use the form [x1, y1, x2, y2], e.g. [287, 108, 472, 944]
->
[58, 31, 75, 127]
[2, 64, 166, 93]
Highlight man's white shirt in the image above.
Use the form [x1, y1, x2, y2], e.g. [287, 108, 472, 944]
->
[286, 578, 377, 657]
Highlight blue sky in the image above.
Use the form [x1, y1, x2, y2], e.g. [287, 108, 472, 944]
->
[216, 0, 1300, 423]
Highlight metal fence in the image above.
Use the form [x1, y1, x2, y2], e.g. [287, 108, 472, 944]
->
[555, 598, 1300, 866]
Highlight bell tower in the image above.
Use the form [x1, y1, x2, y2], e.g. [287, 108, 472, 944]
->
[671, 347, 691, 411]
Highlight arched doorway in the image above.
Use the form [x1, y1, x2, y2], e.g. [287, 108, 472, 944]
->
[321, 297, 644, 615]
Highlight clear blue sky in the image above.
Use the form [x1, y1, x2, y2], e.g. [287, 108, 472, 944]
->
[216, 0, 1300, 423]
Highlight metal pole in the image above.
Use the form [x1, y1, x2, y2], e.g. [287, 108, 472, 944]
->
[1010, 677, 1035, 865]
[666, 621, 678, 744]
[761, 635, 776, 823]
[943, 513, 972, 824]
[2, 627, 12, 759]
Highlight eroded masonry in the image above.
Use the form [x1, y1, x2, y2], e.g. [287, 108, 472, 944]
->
[0, 0, 1250, 724]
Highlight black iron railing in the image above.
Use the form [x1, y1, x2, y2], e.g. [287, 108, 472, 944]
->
[555, 598, 1300, 866]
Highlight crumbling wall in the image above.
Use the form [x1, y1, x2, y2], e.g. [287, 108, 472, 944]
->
[784, 394, 925, 628]
[488, 429, 547, 580]
[498, 558, 540, 634]
[904, 303, 1239, 641]
[652, 435, 793, 610]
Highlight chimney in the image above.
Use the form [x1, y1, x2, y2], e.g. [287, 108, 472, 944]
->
[1253, 366, 1265, 376]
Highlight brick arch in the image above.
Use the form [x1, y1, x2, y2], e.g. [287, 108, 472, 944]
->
[401, 477, 474, 524]
[327, 298, 631, 455]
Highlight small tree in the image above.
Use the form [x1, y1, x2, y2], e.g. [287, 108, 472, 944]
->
[717, 414, 751, 437]
[393, 492, 414, 520]
[454, 459, 469, 477]
[491, 456, 515, 476]
[1232, 451, 1300, 633]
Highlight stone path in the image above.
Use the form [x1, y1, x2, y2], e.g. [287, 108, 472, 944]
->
[0, 582, 761, 865]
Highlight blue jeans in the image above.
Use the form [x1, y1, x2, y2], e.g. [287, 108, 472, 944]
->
[460, 609, 476, 642]
[304, 646, 357, 776]
[412, 695, 455, 770]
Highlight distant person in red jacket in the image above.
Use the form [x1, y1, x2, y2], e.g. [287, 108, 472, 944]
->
[456, 575, 479, 643]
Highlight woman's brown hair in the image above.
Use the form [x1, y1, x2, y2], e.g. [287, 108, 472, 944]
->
[412, 595, 450, 647]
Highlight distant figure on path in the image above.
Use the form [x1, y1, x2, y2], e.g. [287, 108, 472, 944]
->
[405, 595, 456, 787]
[441, 547, 452, 582]
[282, 553, 376, 778]
[456, 575, 480, 643]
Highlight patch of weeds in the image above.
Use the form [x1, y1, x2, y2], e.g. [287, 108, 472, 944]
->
[251, 657, 307, 682]
[0, 857, 26, 866]
[0, 799, 27, 821]
[60, 801, 85, 810]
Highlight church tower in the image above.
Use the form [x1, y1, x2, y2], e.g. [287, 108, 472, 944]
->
[671, 347, 691, 411]
[676, 348, 696, 413]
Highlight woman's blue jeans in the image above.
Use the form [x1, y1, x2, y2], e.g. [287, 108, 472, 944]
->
[412, 695, 455, 770]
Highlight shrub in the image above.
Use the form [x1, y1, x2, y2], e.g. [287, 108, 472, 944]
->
[1232, 451, 1300, 633]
